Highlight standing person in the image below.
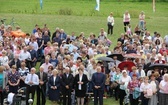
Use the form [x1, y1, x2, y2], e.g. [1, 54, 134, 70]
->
[36, 32, 44, 60]
[48, 69, 61, 105]
[0, 51, 9, 66]
[36, 66, 48, 105]
[61, 67, 74, 105]
[127, 74, 140, 105]
[74, 68, 88, 105]
[107, 12, 114, 35]
[118, 70, 131, 105]
[148, 74, 159, 105]
[87, 59, 97, 92]
[158, 74, 168, 105]
[25, 68, 39, 105]
[8, 65, 20, 94]
[123, 11, 131, 32]
[139, 11, 145, 30]
[140, 76, 152, 105]
[92, 66, 106, 105]
[113, 68, 121, 101]
[9, 54, 21, 71]
[18, 62, 29, 88]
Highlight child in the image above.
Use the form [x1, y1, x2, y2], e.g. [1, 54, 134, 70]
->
[127, 24, 132, 36]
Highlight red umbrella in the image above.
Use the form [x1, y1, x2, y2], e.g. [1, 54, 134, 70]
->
[118, 61, 136, 72]
[124, 53, 142, 59]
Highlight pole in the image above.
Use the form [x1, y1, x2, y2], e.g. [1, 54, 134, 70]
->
[153, 0, 156, 12]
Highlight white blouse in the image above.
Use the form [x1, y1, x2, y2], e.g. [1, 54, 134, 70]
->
[107, 16, 115, 25]
[140, 82, 152, 92]
[0, 56, 9, 66]
[150, 81, 157, 92]
[119, 75, 131, 90]
[159, 80, 168, 93]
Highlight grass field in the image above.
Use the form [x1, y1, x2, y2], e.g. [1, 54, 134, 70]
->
[0, 1, 168, 44]
[0, 0, 168, 105]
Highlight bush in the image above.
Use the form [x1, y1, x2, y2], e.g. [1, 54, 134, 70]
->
[58, 8, 73, 15]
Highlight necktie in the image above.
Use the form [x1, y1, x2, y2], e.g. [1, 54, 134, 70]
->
[30, 74, 33, 86]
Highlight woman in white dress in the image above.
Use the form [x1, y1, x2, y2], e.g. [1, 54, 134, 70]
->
[159, 74, 168, 105]
[148, 74, 159, 105]
[107, 12, 114, 35]
[119, 70, 131, 105]
[140, 76, 152, 105]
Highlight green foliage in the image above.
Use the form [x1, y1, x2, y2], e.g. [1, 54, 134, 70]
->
[58, 8, 73, 15]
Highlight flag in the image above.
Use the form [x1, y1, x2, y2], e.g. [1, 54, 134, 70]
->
[95, 0, 100, 11]
[40, 0, 43, 9]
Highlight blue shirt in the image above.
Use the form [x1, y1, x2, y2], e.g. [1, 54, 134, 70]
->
[25, 73, 39, 86]
[49, 58, 58, 68]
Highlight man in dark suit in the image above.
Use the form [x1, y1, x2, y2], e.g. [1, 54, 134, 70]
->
[92, 66, 106, 105]
[36, 66, 48, 105]
[61, 67, 74, 105]
[9, 55, 21, 71]
[145, 57, 155, 74]
[28, 45, 37, 69]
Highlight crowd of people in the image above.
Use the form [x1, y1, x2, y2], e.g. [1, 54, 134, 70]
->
[0, 10, 167, 105]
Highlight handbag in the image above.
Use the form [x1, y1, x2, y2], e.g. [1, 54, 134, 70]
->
[107, 22, 112, 26]
[145, 88, 153, 98]
[110, 82, 118, 89]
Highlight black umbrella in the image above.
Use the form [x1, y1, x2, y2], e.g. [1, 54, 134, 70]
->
[148, 63, 168, 70]
[107, 53, 124, 61]
[97, 56, 114, 62]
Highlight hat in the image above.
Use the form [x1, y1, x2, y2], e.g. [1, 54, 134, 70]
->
[132, 74, 137, 77]
[122, 70, 127, 74]
[140, 50, 143, 52]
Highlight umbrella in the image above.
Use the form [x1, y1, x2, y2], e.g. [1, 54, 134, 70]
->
[11, 31, 26, 38]
[124, 53, 142, 59]
[93, 54, 106, 62]
[118, 61, 136, 72]
[107, 53, 124, 61]
[148, 63, 168, 70]
[97, 56, 114, 62]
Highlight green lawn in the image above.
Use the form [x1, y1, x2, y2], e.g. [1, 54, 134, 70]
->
[0, 1, 168, 48]
[1, 0, 168, 105]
